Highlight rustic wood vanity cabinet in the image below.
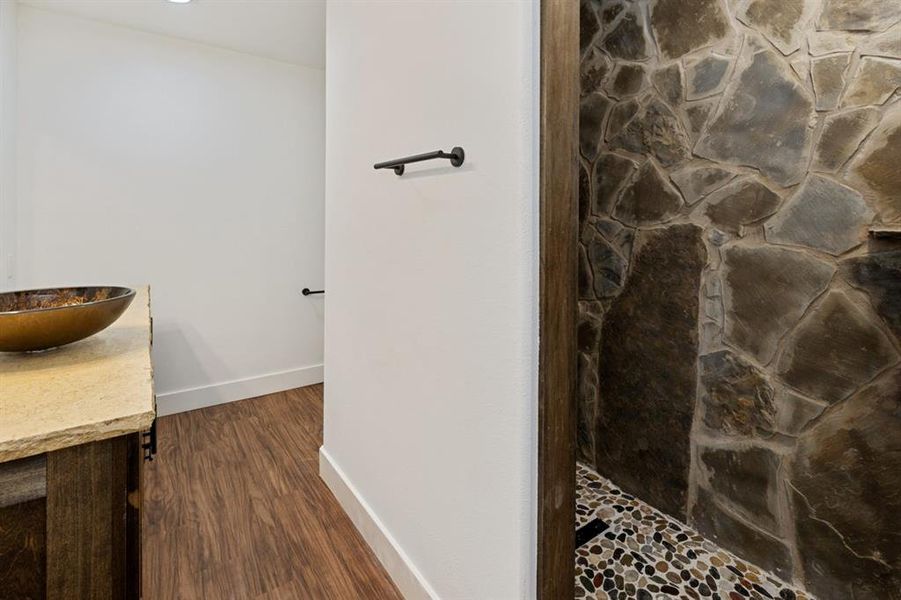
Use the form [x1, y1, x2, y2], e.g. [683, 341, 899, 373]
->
[0, 287, 155, 600]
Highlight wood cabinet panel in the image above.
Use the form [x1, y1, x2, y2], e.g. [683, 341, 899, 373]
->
[0, 498, 46, 600]
[45, 436, 130, 600]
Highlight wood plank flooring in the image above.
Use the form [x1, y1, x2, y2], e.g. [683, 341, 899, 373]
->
[142, 385, 402, 599]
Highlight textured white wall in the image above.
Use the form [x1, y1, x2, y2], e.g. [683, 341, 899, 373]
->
[0, 0, 16, 287]
[15, 7, 326, 413]
[322, 1, 539, 598]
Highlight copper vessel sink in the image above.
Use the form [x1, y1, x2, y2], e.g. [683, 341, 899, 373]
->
[0, 287, 135, 352]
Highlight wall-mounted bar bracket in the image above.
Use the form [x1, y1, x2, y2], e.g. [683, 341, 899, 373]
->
[374, 147, 465, 176]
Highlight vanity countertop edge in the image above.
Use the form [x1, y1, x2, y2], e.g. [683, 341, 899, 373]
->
[0, 285, 156, 464]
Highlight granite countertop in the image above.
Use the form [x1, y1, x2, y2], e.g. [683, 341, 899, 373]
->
[0, 286, 156, 463]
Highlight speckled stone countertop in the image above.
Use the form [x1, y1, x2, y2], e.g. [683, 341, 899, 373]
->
[0, 286, 155, 463]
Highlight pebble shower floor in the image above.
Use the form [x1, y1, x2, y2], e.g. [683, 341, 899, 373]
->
[574, 464, 812, 600]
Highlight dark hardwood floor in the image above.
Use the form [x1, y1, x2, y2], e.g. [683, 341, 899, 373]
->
[142, 385, 403, 599]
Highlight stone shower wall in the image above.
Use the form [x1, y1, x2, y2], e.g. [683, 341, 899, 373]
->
[577, 0, 900, 597]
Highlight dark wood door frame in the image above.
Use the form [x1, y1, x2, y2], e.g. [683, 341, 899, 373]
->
[537, 1, 579, 599]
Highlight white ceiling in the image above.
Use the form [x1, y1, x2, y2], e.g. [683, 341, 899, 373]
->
[19, 0, 326, 68]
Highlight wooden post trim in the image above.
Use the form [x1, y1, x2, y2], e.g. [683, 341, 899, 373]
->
[537, 0, 579, 598]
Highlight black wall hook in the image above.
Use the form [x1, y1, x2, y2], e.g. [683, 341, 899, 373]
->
[374, 146, 465, 176]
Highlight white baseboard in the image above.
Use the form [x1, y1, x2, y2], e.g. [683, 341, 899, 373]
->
[319, 447, 439, 600]
[155, 364, 323, 416]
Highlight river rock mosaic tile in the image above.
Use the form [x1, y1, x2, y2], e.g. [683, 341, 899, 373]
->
[575, 464, 812, 600]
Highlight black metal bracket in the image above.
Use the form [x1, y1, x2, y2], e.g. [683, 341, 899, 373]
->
[142, 418, 157, 462]
[374, 146, 465, 176]
[302, 288, 324, 296]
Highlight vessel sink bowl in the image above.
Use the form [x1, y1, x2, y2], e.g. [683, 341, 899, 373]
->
[0, 287, 135, 352]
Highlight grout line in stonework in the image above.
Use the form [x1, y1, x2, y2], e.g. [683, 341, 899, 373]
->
[764, 271, 837, 371]
[686, 236, 714, 524]
[833, 103, 892, 177]
[780, 454, 807, 587]
[788, 479, 893, 569]
[640, 0, 661, 69]
[838, 281, 901, 356]
[703, 483, 791, 545]
[780, 359, 900, 446]
[691, 430, 797, 455]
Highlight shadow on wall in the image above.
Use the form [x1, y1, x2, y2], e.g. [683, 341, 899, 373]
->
[151, 321, 217, 399]
[577, 0, 901, 597]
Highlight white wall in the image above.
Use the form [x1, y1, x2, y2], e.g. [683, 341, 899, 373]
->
[15, 6, 325, 413]
[321, 1, 539, 599]
[0, 0, 16, 288]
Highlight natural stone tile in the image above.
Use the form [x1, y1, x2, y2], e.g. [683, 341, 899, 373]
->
[841, 250, 901, 339]
[700, 350, 776, 437]
[775, 388, 827, 435]
[699, 446, 782, 533]
[613, 161, 684, 226]
[860, 23, 901, 58]
[765, 175, 874, 255]
[690, 489, 793, 580]
[578, 0, 901, 591]
[738, 0, 818, 55]
[652, 63, 683, 106]
[791, 366, 901, 598]
[811, 53, 852, 111]
[842, 57, 901, 108]
[577, 350, 600, 465]
[671, 164, 735, 205]
[686, 55, 732, 100]
[777, 290, 899, 403]
[586, 229, 628, 298]
[611, 98, 691, 167]
[704, 178, 782, 234]
[601, 5, 651, 61]
[580, 93, 612, 161]
[579, 162, 591, 225]
[683, 99, 717, 142]
[818, 0, 901, 32]
[607, 63, 647, 98]
[650, 0, 732, 61]
[697, 50, 814, 186]
[591, 217, 635, 258]
[847, 104, 901, 222]
[596, 224, 706, 521]
[808, 30, 865, 56]
[812, 107, 881, 172]
[605, 99, 640, 141]
[592, 153, 637, 215]
[580, 0, 601, 54]
[722, 245, 835, 364]
[708, 227, 729, 247]
[581, 46, 610, 96]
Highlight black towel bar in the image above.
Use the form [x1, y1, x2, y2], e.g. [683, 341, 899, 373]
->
[374, 146, 464, 176]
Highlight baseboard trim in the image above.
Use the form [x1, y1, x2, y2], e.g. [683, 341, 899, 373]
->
[156, 364, 323, 416]
[319, 447, 439, 600]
